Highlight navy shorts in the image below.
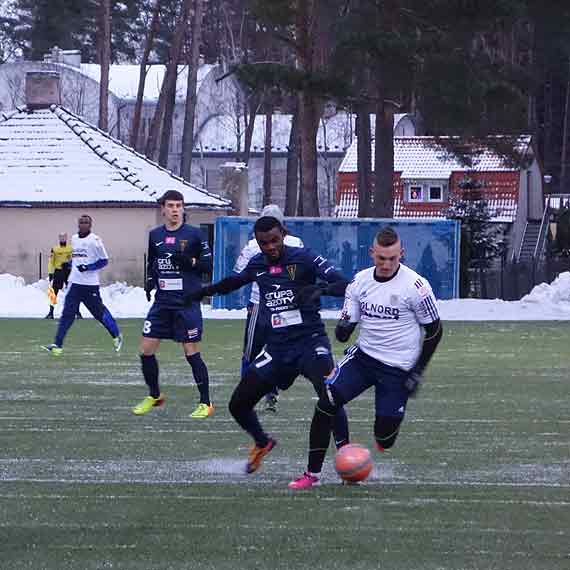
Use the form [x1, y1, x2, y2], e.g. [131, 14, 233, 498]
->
[326, 346, 410, 417]
[142, 302, 203, 343]
[249, 333, 334, 391]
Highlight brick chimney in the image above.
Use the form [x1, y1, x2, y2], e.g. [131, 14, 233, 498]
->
[25, 72, 61, 110]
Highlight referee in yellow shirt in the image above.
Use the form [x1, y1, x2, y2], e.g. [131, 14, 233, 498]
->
[45, 233, 73, 319]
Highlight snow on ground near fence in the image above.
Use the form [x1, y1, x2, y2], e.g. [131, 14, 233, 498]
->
[1, 272, 570, 320]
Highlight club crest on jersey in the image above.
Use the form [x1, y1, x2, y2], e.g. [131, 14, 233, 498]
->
[390, 294, 400, 305]
[286, 264, 296, 280]
[269, 266, 282, 274]
[179, 239, 188, 251]
[165, 236, 176, 245]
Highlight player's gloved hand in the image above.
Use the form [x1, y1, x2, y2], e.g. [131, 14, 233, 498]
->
[144, 277, 154, 302]
[335, 319, 357, 343]
[77, 264, 88, 273]
[404, 370, 424, 398]
[296, 284, 326, 305]
[48, 273, 54, 281]
[171, 252, 196, 271]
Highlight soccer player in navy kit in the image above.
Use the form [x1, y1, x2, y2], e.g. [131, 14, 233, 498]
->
[289, 226, 443, 489]
[234, 204, 304, 413]
[132, 190, 214, 418]
[41, 215, 122, 356]
[187, 215, 350, 473]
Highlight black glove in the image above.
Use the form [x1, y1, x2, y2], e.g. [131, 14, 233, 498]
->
[77, 264, 88, 273]
[48, 273, 54, 281]
[335, 319, 357, 343]
[404, 370, 424, 397]
[296, 284, 325, 305]
[144, 277, 154, 302]
[171, 252, 196, 271]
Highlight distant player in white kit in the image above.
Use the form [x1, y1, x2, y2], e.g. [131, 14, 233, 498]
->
[234, 204, 304, 413]
[289, 226, 443, 489]
[41, 214, 123, 356]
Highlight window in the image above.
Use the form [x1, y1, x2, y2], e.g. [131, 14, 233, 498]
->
[409, 185, 423, 202]
[428, 185, 443, 202]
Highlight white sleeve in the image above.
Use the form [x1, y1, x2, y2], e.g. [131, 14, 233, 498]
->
[94, 236, 109, 260]
[409, 278, 439, 324]
[340, 278, 361, 323]
[233, 240, 258, 273]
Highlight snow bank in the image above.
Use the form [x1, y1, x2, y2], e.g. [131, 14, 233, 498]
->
[1, 272, 570, 320]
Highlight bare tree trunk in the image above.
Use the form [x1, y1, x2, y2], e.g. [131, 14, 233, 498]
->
[285, 104, 300, 216]
[296, 0, 321, 217]
[242, 95, 261, 165]
[262, 103, 273, 206]
[98, 0, 111, 132]
[130, 0, 162, 150]
[158, 78, 177, 168]
[560, 58, 570, 192]
[180, 0, 205, 181]
[355, 105, 372, 217]
[298, 92, 321, 216]
[373, 94, 395, 218]
[145, 0, 192, 160]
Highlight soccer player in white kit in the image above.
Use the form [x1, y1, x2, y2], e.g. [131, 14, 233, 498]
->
[234, 204, 303, 413]
[289, 226, 443, 489]
[41, 215, 123, 356]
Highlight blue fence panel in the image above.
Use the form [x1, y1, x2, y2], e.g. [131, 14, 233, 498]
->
[213, 217, 460, 309]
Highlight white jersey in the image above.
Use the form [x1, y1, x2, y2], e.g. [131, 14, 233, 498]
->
[68, 232, 109, 286]
[341, 264, 439, 371]
[233, 234, 304, 303]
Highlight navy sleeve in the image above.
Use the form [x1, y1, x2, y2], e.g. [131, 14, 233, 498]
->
[146, 233, 157, 279]
[194, 235, 212, 274]
[306, 249, 349, 295]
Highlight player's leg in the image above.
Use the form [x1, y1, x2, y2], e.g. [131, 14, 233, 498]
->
[289, 346, 371, 489]
[175, 304, 213, 418]
[373, 363, 409, 452]
[240, 302, 258, 379]
[304, 337, 351, 447]
[229, 349, 294, 473]
[41, 284, 81, 353]
[81, 286, 122, 350]
[132, 306, 168, 415]
[242, 302, 279, 413]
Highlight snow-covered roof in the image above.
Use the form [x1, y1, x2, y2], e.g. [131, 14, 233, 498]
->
[193, 112, 417, 154]
[79, 63, 217, 102]
[339, 136, 533, 177]
[0, 105, 230, 208]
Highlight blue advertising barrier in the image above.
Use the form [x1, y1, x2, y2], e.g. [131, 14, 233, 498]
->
[213, 217, 460, 310]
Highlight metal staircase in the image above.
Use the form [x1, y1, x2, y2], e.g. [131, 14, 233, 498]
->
[517, 221, 541, 263]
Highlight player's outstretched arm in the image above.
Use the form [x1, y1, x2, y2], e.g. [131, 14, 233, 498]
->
[184, 274, 247, 304]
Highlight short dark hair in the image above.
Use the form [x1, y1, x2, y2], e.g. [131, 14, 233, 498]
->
[254, 216, 283, 235]
[79, 214, 92, 222]
[159, 189, 184, 204]
[375, 226, 400, 247]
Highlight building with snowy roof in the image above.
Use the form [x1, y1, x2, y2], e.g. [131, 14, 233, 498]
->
[0, 72, 231, 283]
[0, 49, 423, 215]
[336, 135, 545, 262]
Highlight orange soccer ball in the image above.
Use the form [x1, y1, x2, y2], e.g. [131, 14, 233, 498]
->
[335, 443, 373, 483]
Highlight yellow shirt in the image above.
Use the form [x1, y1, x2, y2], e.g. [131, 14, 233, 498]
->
[47, 244, 73, 274]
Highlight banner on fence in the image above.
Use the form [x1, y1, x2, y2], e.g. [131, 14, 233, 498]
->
[213, 217, 460, 310]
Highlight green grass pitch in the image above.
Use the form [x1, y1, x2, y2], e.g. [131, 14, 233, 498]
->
[1, 318, 569, 569]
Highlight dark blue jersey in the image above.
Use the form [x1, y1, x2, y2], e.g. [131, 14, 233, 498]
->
[233, 246, 347, 343]
[147, 224, 212, 309]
